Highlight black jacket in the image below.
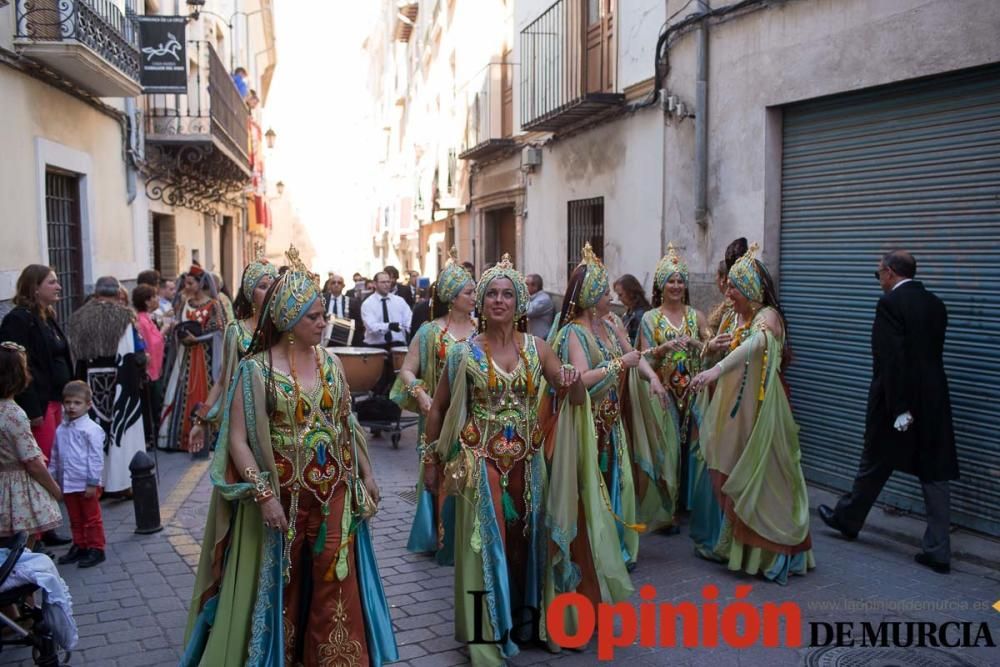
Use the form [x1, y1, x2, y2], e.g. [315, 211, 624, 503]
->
[0, 306, 74, 420]
[865, 280, 958, 482]
[323, 293, 364, 346]
[394, 284, 415, 307]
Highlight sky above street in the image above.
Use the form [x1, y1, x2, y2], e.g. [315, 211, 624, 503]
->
[265, 1, 379, 274]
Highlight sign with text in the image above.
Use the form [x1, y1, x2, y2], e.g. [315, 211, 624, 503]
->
[137, 16, 188, 93]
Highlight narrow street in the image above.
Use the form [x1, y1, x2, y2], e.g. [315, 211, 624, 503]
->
[6, 425, 998, 667]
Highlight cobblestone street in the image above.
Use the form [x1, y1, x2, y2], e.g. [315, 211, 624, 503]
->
[7, 426, 999, 666]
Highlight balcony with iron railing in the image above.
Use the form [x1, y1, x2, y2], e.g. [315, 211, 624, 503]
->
[459, 61, 516, 162]
[520, 0, 623, 132]
[13, 0, 142, 97]
[142, 40, 251, 214]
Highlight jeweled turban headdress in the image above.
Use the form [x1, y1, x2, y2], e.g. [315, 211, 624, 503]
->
[655, 242, 689, 290]
[435, 246, 475, 304]
[269, 245, 321, 331]
[476, 253, 529, 319]
[240, 252, 279, 302]
[728, 242, 764, 303]
[575, 243, 609, 310]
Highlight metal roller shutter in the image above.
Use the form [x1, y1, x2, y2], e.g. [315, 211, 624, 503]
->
[779, 64, 1000, 536]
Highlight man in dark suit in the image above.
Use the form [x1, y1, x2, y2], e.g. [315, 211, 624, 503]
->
[819, 250, 958, 574]
[384, 265, 414, 307]
[323, 274, 364, 346]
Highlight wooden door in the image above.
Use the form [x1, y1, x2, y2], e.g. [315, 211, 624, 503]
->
[585, 0, 614, 94]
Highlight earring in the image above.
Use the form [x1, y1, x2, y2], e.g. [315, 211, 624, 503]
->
[288, 332, 295, 346]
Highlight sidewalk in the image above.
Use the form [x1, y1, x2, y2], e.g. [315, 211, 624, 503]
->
[7, 428, 998, 666]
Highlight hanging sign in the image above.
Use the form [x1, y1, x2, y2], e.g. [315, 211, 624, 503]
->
[136, 16, 188, 93]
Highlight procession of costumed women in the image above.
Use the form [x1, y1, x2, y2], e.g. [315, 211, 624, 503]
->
[159, 264, 225, 452]
[188, 255, 280, 453]
[689, 243, 814, 584]
[182, 247, 397, 666]
[391, 248, 476, 565]
[422, 254, 584, 667]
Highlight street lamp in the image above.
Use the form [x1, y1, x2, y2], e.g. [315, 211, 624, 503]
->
[265, 127, 277, 149]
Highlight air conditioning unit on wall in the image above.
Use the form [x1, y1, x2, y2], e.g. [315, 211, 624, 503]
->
[521, 146, 542, 170]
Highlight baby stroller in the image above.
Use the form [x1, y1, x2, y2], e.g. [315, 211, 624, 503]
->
[0, 533, 66, 666]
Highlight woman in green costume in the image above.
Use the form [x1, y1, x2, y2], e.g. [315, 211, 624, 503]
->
[422, 254, 583, 667]
[181, 247, 397, 666]
[635, 244, 717, 550]
[391, 249, 476, 563]
[547, 244, 666, 582]
[689, 244, 814, 585]
[189, 255, 279, 453]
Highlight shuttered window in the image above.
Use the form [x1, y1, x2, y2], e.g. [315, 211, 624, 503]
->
[45, 170, 84, 324]
[567, 197, 604, 277]
[780, 64, 1000, 536]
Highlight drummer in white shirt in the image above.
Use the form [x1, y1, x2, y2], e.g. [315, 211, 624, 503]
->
[361, 271, 412, 393]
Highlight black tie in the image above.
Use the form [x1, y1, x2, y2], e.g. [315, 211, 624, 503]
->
[381, 297, 392, 343]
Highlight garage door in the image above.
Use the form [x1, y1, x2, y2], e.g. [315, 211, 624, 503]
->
[780, 64, 1000, 536]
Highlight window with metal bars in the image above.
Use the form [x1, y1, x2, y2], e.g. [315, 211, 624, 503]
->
[567, 197, 604, 277]
[45, 170, 84, 324]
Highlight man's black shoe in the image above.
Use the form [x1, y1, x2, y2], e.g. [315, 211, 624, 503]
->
[57, 544, 84, 565]
[914, 552, 950, 574]
[78, 549, 106, 569]
[41, 530, 72, 547]
[817, 504, 858, 540]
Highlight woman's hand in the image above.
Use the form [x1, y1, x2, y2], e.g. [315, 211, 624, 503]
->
[260, 496, 288, 533]
[649, 377, 669, 406]
[706, 333, 732, 353]
[363, 474, 381, 506]
[30, 416, 43, 429]
[189, 423, 206, 453]
[621, 350, 641, 369]
[689, 366, 722, 393]
[50, 488, 63, 503]
[180, 331, 196, 346]
[558, 364, 580, 388]
[423, 460, 440, 494]
[416, 391, 433, 416]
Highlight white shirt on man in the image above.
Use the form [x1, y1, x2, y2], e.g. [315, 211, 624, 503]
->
[361, 292, 411, 345]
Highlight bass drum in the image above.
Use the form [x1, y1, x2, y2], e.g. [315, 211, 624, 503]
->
[328, 347, 387, 394]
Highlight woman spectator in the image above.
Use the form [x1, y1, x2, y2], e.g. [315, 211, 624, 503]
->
[613, 274, 652, 347]
[0, 265, 73, 546]
[133, 284, 166, 445]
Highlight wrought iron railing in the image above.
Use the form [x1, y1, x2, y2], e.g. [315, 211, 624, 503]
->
[520, 0, 621, 131]
[460, 61, 515, 159]
[145, 40, 250, 167]
[14, 0, 141, 83]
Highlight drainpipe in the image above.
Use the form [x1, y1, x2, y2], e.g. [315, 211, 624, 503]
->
[694, 0, 709, 229]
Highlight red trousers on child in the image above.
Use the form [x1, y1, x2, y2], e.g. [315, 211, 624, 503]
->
[64, 490, 105, 550]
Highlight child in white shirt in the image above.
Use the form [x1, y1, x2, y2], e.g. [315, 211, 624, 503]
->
[50, 381, 106, 568]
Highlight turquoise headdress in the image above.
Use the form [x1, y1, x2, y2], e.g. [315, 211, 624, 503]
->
[269, 245, 321, 331]
[435, 246, 475, 304]
[575, 242, 608, 310]
[728, 242, 763, 303]
[240, 253, 279, 302]
[476, 253, 529, 319]
[654, 242, 689, 290]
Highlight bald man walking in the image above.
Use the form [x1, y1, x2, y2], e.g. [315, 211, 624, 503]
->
[819, 250, 958, 574]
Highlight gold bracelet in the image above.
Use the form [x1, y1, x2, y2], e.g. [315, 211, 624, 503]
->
[406, 381, 425, 398]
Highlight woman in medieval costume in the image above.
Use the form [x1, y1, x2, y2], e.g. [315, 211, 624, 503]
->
[158, 265, 225, 452]
[66, 276, 147, 494]
[188, 256, 279, 453]
[390, 248, 475, 565]
[181, 247, 397, 666]
[422, 254, 583, 667]
[545, 243, 665, 582]
[689, 244, 814, 584]
[634, 244, 720, 553]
